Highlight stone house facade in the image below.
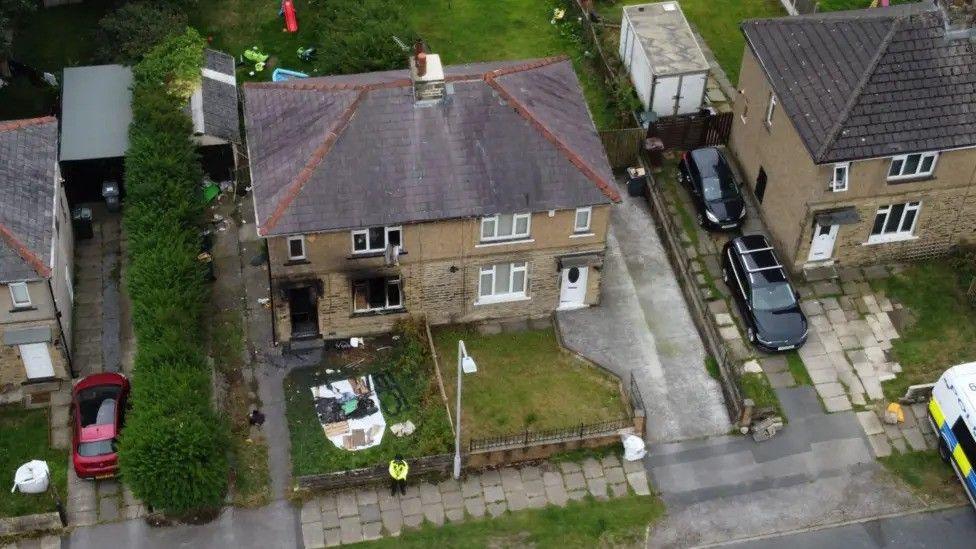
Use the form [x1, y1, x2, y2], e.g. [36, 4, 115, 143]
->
[730, 4, 976, 273]
[1, 117, 75, 407]
[244, 51, 619, 344]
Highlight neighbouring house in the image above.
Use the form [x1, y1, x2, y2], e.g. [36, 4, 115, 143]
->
[58, 50, 240, 203]
[730, 2, 976, 272]
[0, 117, 75, 407]
[243, 50, 619, 345]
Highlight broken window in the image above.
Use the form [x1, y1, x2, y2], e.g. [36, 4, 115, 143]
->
[352, 226, 402, 253]
[352, 278, 403, 312]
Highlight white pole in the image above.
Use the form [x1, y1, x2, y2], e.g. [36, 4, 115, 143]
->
[453, 340, 465, 479]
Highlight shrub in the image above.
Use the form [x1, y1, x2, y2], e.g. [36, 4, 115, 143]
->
[117, 28, 228, 513]
[315, 0, 413, 75]
[96, 2, 188, 64]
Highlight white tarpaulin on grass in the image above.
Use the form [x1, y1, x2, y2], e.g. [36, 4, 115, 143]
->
[311, 375, 386, 451]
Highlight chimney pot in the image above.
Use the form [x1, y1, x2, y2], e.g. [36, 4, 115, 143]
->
[417, 52, 427, 77]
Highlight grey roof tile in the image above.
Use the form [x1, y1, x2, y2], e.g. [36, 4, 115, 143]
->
[243, 58, 616, 236]
[742, 3, 974, 163]
[0, 117, 58, 282]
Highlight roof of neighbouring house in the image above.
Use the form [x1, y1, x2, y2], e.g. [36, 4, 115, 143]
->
[186, 49, 241, 143]
[622, 2, 710, 75]
[242, 56, 619, 237]
[59, 64, 134, 162]
[0, 117, 58, 283]
[742, 1, 976, 164]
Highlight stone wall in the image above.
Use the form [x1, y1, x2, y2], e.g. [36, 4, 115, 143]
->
[0, 321, 69, 406]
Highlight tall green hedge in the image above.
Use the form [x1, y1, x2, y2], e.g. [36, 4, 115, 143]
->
[117, 28, 229, 513]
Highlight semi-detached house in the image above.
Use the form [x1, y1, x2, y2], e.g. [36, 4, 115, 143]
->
[730, 2, 976, 272]
[243, 51, 619, 344]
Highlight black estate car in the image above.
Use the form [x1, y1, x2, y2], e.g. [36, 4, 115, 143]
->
[722, 235, 808, 352]
[678, 147, 746, 230]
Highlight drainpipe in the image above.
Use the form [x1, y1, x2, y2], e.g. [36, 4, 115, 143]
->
[47, 278, 75, 378]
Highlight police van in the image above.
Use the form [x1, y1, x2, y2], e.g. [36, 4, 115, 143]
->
[929, 362, 976, 508]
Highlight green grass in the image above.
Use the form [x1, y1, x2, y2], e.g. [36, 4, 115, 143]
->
[873, 261, 976, 400]
[360, 494, 664, 548]
[0, 407, 68, 518]
[432, 327, 628, 439]
[705, 356, 721, 381]
[785, 352, 813, 386]
[817, 0, 916, 12]
[740, 372, 781, 416]
[593, 0, 785, 85]
[879, 450, 966, 506]
[284, 341, 453, 476]
[549, 444, 624, 463]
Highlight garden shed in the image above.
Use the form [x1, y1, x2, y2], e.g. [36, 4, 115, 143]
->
[618, 2, 710, 118]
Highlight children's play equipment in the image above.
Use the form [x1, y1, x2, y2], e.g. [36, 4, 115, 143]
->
[282, 0, 298, 33]
[243, 46, 269, 72]
[272, 68, 309, 82]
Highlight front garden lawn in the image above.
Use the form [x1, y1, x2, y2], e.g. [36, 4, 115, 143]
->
[0, 407, 68, 518]
[873, 260, 976, 400]
[360, 493, 664, 548]
[880, 450, 966, 506]
[284, 333, 453, 477]
[432, 326, 629, 439]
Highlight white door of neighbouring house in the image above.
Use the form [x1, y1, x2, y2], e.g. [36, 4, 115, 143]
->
[807, 223, 839, 262]
[559, 266, 588, 310]
[19, 343, 54, 379]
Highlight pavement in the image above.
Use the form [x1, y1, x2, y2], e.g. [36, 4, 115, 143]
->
[300, 455, 651, 547]
[645, 385, 922, 548]
[558, 180, 731, 443]
[717, 507, 976, 549]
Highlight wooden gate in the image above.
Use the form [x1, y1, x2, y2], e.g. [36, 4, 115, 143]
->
[648, 112, 734, 151]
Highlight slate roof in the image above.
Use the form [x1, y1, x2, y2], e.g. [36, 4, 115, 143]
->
[0, 117, 58, 283]
[742, 2, 976, 163]
[243, 56, 618, 237]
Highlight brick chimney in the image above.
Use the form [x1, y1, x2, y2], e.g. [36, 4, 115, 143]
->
[409, 40, 445, 101]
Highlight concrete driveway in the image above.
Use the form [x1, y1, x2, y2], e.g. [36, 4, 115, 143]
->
[558, 185, 730, 443]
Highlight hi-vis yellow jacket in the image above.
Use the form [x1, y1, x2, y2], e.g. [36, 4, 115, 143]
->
[389, 459, 409, 480]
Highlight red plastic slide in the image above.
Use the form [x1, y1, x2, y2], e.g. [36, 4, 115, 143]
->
[283, 0, 298, 33]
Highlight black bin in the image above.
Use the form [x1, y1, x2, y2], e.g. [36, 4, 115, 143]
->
[72, 207, 93, 240]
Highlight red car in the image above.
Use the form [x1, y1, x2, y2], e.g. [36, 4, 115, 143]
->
[72, 373, 129, 479]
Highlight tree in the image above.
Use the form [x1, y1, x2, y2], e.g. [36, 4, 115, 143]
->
[0, 0, 35, 76]
[96, 2, 188, 65]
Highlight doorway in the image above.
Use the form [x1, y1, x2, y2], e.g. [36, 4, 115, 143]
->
[807, 222, 839, 262]
[287, 286, 319, 339]
[558, 266, 588, 310]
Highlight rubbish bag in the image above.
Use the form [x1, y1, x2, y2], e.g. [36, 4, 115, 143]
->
[622, 434, 646, 462]
[11, 460, 50, 494]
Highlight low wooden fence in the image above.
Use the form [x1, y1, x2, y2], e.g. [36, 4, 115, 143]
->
[468, 417, 634, 453]
[600, 128, 646, 168]
[648, 112, 734, 151]
[296, 454, 454, 491]
[639, 152, 745, 426]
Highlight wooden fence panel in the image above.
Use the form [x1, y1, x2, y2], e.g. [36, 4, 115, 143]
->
[648, 112, 734, 151]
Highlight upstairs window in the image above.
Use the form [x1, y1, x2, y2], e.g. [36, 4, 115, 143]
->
[9, 282, 31, 308]
[869, 201, 920, 243]
[830, 163, 849, 192]
[352, 226, 402, 254]
[287, 235, 306, 260]
[888, 152, 937, 181]
[574, 207, 592, 233]
[480, 213, 531, 242]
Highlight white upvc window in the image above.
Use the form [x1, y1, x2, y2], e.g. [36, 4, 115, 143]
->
[351, 226, 402, 254]
[887, 152, 937, 181]
[573, 207, 592, 233]
[352, 277, 403, 312]
[868, 201, 921, 243]
[9, 282, 31, 308]
[480, 213, 531, 242]
[287, 235, 306, 260]
[830, 163, 849, 192]
[477, 262, 528, 303]
[765, 93, 777, 127]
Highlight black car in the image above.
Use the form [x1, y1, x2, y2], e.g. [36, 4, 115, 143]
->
[678, 147, 746, 230]
[721, 235, 808, 352]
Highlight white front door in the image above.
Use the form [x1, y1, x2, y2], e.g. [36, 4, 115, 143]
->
[19, 343, 55, 379]
[807, 223, 839, 262]
[559, 266, 588, 310]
